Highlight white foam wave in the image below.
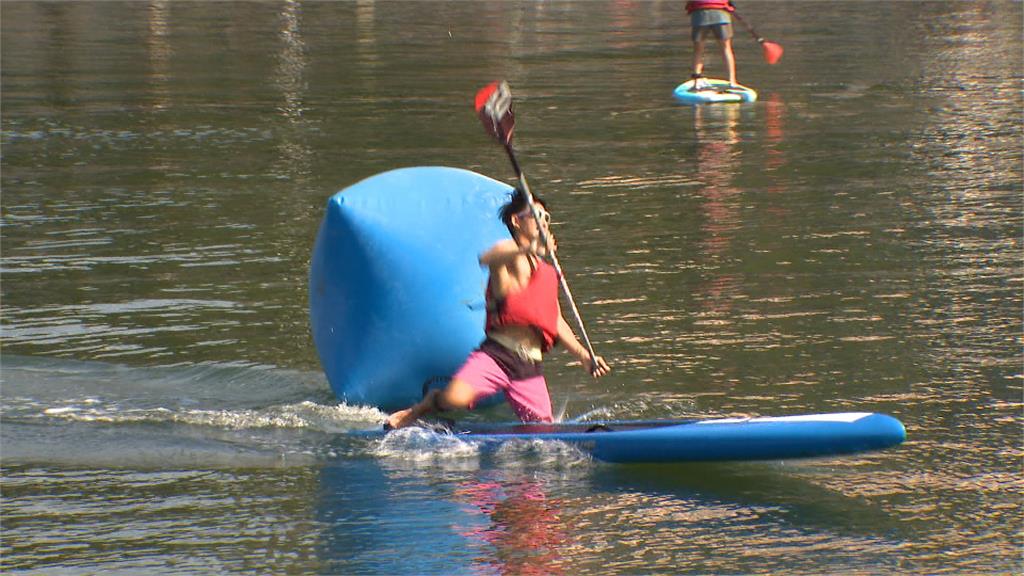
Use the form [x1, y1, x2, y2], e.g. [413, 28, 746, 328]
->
[492, 439, 593, 469]
[371, 427, 482, 465]
[33, 398, 384, 433]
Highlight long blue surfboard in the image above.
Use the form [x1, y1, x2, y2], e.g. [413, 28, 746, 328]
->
[370, 412, 906, 463]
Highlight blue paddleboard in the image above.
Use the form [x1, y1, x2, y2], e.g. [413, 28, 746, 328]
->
[673, 78, 757, 105]
[371, 412, 906, 463]
[309, 166, 512, 411]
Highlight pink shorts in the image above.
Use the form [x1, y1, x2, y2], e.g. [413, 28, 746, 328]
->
[453, 349, 553, 423]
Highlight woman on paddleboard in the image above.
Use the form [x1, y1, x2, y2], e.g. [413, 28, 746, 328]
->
[687, 0, 739, 89]
[386, 189, 610, 429]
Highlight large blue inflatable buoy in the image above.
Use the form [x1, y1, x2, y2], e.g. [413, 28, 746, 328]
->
[309, 166, 513, 411]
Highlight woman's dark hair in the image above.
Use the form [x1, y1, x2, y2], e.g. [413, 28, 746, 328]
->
[499, 186, 547, 235]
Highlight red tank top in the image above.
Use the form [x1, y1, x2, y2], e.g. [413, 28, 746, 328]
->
[486, 259, 561, 351]
[685, 0, 734, 14]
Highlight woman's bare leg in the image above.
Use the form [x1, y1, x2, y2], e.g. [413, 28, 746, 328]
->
[386, 378, 477, 429]
[720, 38, 737, 85]
[692, 39, 706, 77]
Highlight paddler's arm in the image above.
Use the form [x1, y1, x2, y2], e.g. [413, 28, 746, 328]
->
[478, 239, 528, 268]
[556, 315, 610, 378]
[479, 238, 539, 300]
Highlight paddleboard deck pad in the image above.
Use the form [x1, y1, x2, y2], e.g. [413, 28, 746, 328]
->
[369, 412, 906, 463]
[673, 78, 757, 105]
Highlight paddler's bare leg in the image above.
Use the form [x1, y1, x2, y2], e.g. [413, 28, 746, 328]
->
[721, 38, 737, 86]
[385, 378, 476, 429]
[692, 38, 706, 79]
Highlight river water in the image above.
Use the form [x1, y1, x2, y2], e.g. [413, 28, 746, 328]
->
[2, 1, 1021, 574]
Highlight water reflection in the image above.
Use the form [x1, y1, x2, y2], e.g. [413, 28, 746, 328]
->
[456, 477, 568, 575]
[762, 93, 787, 174]
[355, 0, 378, 71]
[273, 1, 314, 183]
[692, 104, 743, 319]
[275, 0, 307, 122]
[146, 1, 172, 111]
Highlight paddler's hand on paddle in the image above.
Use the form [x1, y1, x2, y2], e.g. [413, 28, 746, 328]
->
[533, 231, 557, 259]
[557, 316, 610, 378]
[586, 354, 611, 378]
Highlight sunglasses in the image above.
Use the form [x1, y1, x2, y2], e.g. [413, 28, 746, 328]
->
[517, 207, 551, 226]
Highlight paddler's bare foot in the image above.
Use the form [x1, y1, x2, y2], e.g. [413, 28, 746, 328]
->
[385, 391, 440, 430]
[385, 407, 419, 430]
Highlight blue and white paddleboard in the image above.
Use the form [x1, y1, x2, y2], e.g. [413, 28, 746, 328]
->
[309, 166, 512, 411]
[371, 412, 906, 463]
[673, 78, 757, 105]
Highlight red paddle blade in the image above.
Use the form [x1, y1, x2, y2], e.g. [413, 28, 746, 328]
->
[474, 80, 515, 144]
[762, 41, 784, 65]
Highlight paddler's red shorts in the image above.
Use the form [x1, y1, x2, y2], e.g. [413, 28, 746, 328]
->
[453, 339, 553, 423]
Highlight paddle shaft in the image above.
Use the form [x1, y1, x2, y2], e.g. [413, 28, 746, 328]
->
[731, 10, 765, 43]
[499, 139, 599, 367]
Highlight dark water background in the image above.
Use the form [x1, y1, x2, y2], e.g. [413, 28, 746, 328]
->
[2, 1, 1021, 574]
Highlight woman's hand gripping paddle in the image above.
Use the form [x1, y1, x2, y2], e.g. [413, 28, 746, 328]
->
[731, 9, 783, 65]
[474, 80, 603, 377]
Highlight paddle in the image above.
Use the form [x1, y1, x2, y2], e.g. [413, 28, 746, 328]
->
[731, 9, 783, 65]
[474, 80, 600, 374]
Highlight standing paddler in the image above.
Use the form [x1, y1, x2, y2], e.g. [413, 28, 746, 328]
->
[687, 0, 740, 90]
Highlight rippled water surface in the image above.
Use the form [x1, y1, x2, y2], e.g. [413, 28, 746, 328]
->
[2, 1, 1021, 574]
